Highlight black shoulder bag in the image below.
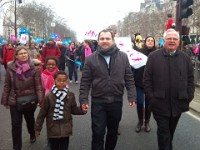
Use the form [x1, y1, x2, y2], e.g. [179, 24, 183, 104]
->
[13, 73, 38, 112]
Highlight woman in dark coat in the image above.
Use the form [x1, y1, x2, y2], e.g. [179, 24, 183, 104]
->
[1, 46, 44, 150]
[132, 36, 156, 132]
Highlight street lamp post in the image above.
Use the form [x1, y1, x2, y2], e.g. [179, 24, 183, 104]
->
[14, 0, 17, 38]
[175, 0, 182, 35]
[8, 29, 11, 42]
[14, 0, 23, 39]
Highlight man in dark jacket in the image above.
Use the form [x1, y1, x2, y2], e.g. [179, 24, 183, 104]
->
[143, 29, 195, 150]
[79, 29, 137, 150]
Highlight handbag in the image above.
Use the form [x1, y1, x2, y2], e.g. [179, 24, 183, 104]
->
[13, 73, 38, 112]
[16, 95, 38, 112]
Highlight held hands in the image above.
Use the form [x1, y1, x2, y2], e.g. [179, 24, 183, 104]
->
[81, 104, 89, 113]
[35, 131, 40, 138]
[129, 101, 136, 107]
[4, 105, 10, 109]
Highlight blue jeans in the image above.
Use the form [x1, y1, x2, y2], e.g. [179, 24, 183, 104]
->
[136, 87, 145, 109]
[136, 87, 150, 109]
[68, 62, 77, 81]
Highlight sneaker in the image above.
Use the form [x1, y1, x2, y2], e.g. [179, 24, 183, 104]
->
[75, 81, 79, 84]
[69, 80, 72, 83]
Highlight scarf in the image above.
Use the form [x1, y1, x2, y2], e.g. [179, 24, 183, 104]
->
[97, 44, 119, 56]
[69, 46, 76, 55]
[15, 60, 34, 80]
[52, 85, 68, 120]
[42, 68, 59, 89]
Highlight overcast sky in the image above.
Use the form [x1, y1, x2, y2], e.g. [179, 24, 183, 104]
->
[36, 0, 144, 41]
[1, 0, 144, 41]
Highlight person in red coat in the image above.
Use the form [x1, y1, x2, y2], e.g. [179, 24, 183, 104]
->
[42, 38, 61, 64]
[1, 43, 15, 69]
[166, 14, 174, 31]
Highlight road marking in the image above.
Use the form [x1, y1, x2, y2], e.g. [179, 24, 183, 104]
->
[186, 112, 200, 121]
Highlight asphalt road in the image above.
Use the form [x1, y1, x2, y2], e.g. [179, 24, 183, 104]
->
[0, 67, 200, 150]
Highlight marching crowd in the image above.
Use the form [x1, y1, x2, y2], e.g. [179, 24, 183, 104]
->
[0, 28, 195, 150]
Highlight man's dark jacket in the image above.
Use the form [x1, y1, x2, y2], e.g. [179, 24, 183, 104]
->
[143, 48, 195, 117]
[79, 47, 137, 104]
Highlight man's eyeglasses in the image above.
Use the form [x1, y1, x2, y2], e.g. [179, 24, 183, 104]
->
[165, 38, 179, 41]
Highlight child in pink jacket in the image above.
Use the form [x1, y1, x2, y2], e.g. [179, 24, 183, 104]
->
[41, 57, 59, 95]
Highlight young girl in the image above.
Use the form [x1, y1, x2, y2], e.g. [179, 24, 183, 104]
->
[35, 71, 85, 150]
[41, 57, 59, 95]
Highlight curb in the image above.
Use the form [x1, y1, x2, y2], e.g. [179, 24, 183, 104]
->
[189, 101, 200, 117]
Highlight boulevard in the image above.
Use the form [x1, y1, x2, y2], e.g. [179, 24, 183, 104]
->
[0, 68, 200, 150]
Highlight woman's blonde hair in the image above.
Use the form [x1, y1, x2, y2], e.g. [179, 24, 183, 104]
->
[14, 46, 29, 59]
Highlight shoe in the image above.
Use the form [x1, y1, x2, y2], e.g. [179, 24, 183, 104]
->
[135, 121, 143, 133]
[30, 135, 36, 143]
[69, 80, 72, 83]
[145, 122, 151, 132]
[75, 81, 79, 84]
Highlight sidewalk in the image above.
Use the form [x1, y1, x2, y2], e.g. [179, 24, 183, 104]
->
[189, 86, 200, 117]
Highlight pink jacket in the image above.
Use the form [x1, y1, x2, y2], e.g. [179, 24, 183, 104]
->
[85, 45, 92, 57]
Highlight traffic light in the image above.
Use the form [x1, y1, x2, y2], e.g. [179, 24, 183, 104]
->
[180, 0, 193, 19]
[19, 0, 22, 3]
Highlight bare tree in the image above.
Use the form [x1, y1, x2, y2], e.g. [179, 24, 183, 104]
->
[2, 0, 77, 41]
[117, 3, 175, 43]
[0, 0, 12, 9]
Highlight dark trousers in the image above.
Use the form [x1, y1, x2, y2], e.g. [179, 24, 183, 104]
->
[153, 113, 181, 150]
[10, 105, 36, 150]
[49, 137, 69, 150]
[58, 63, 65, 71]
[91, 101, 122, 150]
[68, 62, 77, 81]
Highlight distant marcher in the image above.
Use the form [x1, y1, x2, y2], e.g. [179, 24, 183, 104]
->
[143, 29, 195, 150]
[1, 43, 15, 69]
[83, 40, 92, 57]
[1, 46, 44, 150]
[1, 40, 8, 69]
[57, 41, 67, 71]
[35, 70, 85, 150]
[65, 42, 79, 83]
[166, 14, 174, 30]
[133, 36, 156, 133]
[28, 42, 40, 59]
[42, 38, 61, 64]
[38, 40, 45, 55]
[76, 42, 85, 71]
[79, 29, 137, 150]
